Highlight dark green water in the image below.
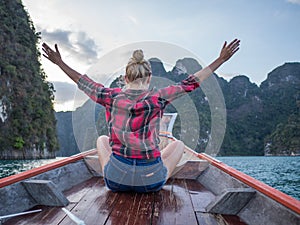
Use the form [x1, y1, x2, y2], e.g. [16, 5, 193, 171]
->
[218, 156, 300, 200]
[0, 156, 299, 200]
[0, 159, 59, 178]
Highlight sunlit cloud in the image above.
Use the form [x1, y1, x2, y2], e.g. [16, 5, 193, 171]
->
[40, 28, 100, 64]
[286, 0, 300, 4]
[127, 15, 139, 25]
[52, 82, 76, 102]
[52, 81, 87, 111]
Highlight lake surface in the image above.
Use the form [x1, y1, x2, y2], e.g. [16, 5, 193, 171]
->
[218, 156, 300, 200]
[0, 156, 299, 200]
[0, 158, 59, 178]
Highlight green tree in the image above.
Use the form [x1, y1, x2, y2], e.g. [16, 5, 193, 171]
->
[0, 1, 58, 159]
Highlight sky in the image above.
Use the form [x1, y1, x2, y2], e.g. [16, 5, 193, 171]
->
[22, 0, 300, 111]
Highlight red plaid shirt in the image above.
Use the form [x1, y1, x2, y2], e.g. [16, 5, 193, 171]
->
[77, 74, 200, 159]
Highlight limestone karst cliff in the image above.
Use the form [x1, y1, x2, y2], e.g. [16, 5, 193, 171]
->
[0, 1, 58, 159]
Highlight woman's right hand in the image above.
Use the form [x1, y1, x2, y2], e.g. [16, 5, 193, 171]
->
[42, 43, 62, 65]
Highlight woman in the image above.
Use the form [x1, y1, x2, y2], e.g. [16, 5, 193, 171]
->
[42, 39, 240, 192]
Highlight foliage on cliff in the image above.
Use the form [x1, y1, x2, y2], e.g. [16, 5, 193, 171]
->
[265, 114, 300, 155]
[261, 63, 300, 155]
[0, 1, 58, 159]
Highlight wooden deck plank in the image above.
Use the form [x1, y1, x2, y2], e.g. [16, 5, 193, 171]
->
[3, 177, 101, 225]
[124, 193, 154, 225]
[59, 179, 118, 225]
[3, 178, 225, 225]
[196, 213, 249, 225]
[106, 192, 154, 225]
[152, 179, 198, 225]
[185, 179, 216, 212]
[222, 215, 248, 225]
[105, 192, 137, 225]
[64, 177, 101, 203]
[2, 204, 75, 225]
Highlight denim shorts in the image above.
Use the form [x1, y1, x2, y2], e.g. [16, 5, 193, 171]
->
[104, 153, 167, 193]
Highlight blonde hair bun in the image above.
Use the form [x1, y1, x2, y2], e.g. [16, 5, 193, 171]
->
[132, 49, 144, 63]
[125, 49, 151, 84]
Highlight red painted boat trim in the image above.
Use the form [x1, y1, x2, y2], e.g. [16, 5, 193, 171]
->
[197, 152, 300, 215]
[0, 149, 97, 189]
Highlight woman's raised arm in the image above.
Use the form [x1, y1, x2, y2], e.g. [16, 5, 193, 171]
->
[42, 43, 82, 83]
[194, 39, 240, 83]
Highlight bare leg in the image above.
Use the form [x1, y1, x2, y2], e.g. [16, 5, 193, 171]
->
[161, 140, 184, 179]
[96, 135, 112, 172]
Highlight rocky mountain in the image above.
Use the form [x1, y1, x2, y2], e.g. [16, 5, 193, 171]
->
[56, 58, 299, 156]
[55, 99, 103, 156]
[0, 1, 58, 159]
[261, 63, 300, 155]
[221, 63, 299, 155]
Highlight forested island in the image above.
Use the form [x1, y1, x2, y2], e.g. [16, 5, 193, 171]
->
[0, 1, 58, 159]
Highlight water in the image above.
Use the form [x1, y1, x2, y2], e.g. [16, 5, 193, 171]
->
[217, 156, 300, 200]
[0, 156, 299, 200]
[0, 159, 59, 179]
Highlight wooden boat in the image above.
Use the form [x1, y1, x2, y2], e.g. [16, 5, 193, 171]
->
[0, 114, 299, 225]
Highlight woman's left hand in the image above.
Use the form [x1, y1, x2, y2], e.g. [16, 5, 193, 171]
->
[42, 43, 63, 65]
[219, 39, 240, 62]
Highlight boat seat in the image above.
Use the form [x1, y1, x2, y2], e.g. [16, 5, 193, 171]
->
[171, 160, 209, 179]
[22, 180, 69, 207]
[205, 188, 256, 215]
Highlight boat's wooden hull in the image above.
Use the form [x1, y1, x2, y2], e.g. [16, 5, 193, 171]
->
[0, 147, 299, 225]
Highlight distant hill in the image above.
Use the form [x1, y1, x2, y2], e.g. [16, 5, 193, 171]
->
[261, 63, 300, 155]
[0, 1, 58, 159]
[55, 59, 300, 156]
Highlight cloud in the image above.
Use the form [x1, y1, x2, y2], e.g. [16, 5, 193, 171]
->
[127, 15, 139, 25]
[52, 81, 77, 103]
[286, 0, 300, 4]
[52, 81, 89, 111]
[40, 28, 100, 64]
